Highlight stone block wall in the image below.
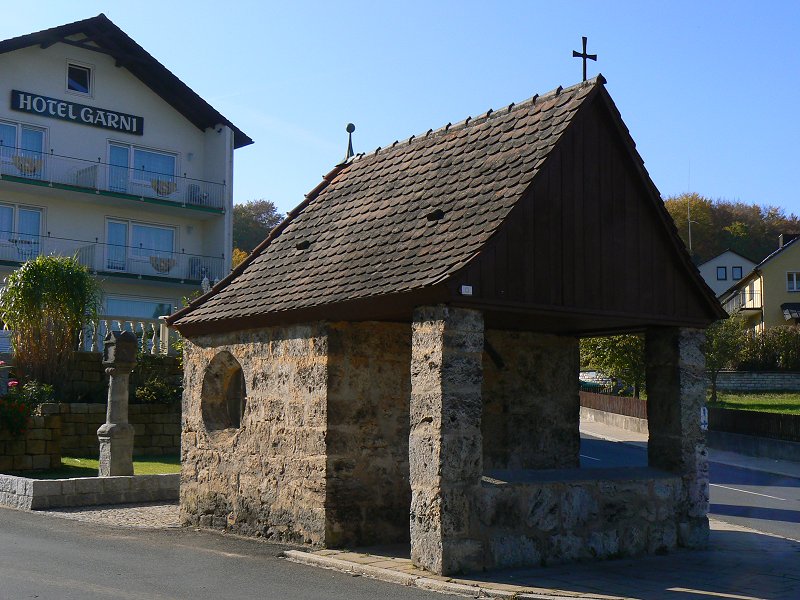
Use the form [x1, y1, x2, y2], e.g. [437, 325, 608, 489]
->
[63, 351, 182, 404]
[325, 322, 411, 547]
[180, 324, 329, 545]
[59, 403, 180, 457]
[0, 411, 61, 472]
[713, 371, 800, 392]
[482, 330, 579, 470]
[478, 471, 683, 569]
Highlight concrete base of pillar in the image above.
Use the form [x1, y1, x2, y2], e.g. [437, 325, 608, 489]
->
[97, 423, 135, 477]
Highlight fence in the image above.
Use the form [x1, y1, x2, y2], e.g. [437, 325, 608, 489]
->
[580, 391, 800, 444]
[708, 407, 800, 443]
[579, 391, 647, 419]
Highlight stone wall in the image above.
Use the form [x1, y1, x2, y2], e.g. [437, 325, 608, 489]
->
[180, 324, 329, 545]
[0, 472, 178, 510]
[713, 371, 800, 392]
[478, 470, 683, 569]
[482, 330, 579, 470]
[63, 352, 182, 404]
[0, 410, 61, 472]
[59, 403, 180, 457]
[325, 322, 411, 547]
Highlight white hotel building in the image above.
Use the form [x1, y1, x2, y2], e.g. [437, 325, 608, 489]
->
[0, 14, 251, 348]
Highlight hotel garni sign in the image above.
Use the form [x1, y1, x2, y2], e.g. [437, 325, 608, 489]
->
[11, 90, 143, 135]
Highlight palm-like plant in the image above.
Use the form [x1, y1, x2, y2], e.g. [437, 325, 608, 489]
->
[0, 255, 102, 388]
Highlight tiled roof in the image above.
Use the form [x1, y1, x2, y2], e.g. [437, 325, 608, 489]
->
[173, 77, 603, 328]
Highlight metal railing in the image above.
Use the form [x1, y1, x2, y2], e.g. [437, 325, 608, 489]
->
[722, 290, 762, 314]
[0, 230, 225, 282]
[0, 146, 225, 210]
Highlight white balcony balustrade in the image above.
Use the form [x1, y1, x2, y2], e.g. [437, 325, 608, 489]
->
[0, 231, 225, 283]
[0, 146, 225, 210]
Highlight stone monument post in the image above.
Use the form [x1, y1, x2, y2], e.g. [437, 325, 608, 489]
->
[97, 330, 137, 477]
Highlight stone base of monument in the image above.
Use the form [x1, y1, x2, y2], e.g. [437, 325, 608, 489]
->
[97, 423, 135, 477]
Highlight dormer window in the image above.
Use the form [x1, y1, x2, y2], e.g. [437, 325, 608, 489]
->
[67, 63, 92, 95]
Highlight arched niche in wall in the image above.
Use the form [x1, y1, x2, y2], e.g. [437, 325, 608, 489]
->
[201, 350, 247, 431]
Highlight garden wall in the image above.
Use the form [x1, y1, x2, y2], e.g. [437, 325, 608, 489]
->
[713, 371, 800, 392]
[0, 410, 61, 472]
[63, 352, 182, 404]
[59, 403, 180, 457]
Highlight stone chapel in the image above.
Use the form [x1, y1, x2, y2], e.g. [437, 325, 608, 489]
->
[167, 76, 725, 575]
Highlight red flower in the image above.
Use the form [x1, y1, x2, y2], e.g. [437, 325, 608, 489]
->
[7, 380, 18, 388]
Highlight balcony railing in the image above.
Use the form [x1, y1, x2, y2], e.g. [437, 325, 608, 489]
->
[1, 317, 174, 355]
[0, 146, 225, 210]
[723, 290, 762, 314]
[0, 231, 226, 283]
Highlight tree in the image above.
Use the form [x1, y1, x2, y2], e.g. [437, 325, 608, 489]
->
[231, 248, 248, 268]
[0, 256, 102, 389]
[664, 193, 800, 264]
[580, 335, 646, 397]
[704, 316, 745, 403]
[233, 199, 282, 253]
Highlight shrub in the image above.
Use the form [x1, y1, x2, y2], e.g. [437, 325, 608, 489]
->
[135, 377, 181, 405]
[0, 380, 53, 436]
[738, 326, 800, 371]
[0, 255, 101, 388]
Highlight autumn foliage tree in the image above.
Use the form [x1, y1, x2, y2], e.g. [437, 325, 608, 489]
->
[664, 193, 800, 264]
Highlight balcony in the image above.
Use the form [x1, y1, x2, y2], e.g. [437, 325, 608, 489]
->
[723, 290, 762, 314]
[0, 147, 225, 211]
[0, 231, 226, 283]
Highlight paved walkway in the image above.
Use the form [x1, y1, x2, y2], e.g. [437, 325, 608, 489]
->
[286, 518, 800, 599]
[40, 501, 181, 528]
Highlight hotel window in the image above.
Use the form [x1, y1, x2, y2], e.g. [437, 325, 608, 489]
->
[0, 204, 42, 260]
[0, 121, 45, 176]
[105, 297, 173, 320]
[788, 272, 800, 292]
[106, 219, 175, 272]
[716, 266, 727, 280]
[67, 63, 92, 95]
[732, 266, 743, 280]
[109, 143, 176, 194]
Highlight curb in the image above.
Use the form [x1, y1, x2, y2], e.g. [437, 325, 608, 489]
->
[282, 550, 601, 599]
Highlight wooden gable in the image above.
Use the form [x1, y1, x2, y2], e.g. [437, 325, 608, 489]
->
[447, 88, 724, 334]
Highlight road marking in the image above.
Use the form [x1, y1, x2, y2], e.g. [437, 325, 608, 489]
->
[710, 483, 787, 501]
[667, 587, 766, 600]
[579, 454, 601, 461]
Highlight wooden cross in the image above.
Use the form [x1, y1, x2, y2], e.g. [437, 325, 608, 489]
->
[572, 36, 597, 82]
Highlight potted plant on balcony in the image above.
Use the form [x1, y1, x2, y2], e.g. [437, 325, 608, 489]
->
[12, 155, 42, 176]
[149, 255, 176, 274]
[150, 178, 177, 197]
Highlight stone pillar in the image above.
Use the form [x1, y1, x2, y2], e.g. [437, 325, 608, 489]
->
[97, 331, 137, 477]
[409, 306, 484, 575]
[645, 327, 709, 547]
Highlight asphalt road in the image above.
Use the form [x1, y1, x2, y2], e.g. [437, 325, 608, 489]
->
[0, 508, 444, 600]
[580, 433, 800, 541]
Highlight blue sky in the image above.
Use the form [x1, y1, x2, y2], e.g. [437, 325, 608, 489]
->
[3, 1, 800, 217]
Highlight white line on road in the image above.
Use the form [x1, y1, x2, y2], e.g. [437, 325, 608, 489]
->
[579, 454, 601, 461]
[710, 483, 787, 501]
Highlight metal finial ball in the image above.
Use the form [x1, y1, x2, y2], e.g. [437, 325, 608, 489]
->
[346, 123, 355, 133]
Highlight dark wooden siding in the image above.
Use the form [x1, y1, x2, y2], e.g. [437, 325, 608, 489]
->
[450, 97, 716, 329]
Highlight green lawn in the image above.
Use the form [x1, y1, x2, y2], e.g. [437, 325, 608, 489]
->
[12, 455, 180, 479]
[707, 392, 800, 415]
